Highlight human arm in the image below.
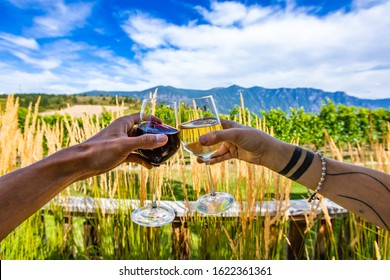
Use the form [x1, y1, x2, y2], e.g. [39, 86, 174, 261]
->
[198, 119, 390, 230]
[0, 113, 168, 240]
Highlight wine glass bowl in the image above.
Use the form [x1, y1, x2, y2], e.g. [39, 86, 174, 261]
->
[180, 118, 223, 159]
[179, 96, 234, 215]
[131, 98, 179, 227]
[136, 121, 180, 166]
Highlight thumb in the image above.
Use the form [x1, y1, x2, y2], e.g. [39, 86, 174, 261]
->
[128, 134, 168, 150]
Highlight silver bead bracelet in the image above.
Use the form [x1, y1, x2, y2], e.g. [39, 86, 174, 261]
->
[307, 152, 326, 202]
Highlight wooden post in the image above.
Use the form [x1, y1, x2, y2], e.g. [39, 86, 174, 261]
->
[287, 218, 307, 260]
[84, 217, 99, 258]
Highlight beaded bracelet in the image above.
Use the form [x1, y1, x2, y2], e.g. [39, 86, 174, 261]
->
[307, 152, 326, 202]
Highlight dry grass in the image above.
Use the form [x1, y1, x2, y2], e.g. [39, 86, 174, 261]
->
[0, 94, 389, 260]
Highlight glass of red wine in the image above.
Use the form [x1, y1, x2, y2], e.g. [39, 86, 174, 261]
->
[131, 98, 180, 227]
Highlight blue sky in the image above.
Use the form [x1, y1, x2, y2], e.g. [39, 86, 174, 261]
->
[0, 0, 389, 99]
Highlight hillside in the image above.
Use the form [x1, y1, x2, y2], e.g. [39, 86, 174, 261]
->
[0, 94, 141, 112]
[81, 85, 390, 114]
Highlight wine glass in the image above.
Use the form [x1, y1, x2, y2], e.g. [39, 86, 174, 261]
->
[178, 95, 234, 215]
[131, 98, 180, 227]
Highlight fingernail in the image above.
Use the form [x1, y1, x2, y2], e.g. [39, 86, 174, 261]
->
[156, 134, 167, 142]
[199, 135, 207, 145]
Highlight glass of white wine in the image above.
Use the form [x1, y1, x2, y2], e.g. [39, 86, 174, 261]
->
[178, 95, 234, 215]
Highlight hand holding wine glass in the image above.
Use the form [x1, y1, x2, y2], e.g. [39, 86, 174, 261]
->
[131, 98, 180, 227]
[179, 95, 234, 215]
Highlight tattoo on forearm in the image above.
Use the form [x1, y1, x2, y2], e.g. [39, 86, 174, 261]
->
[280, 149, 390, 229]
[337, 194, 390, 231]
[327, 172, 390, 193]
[289, 151, 314, 180]
[327, 172, 390, 230]
[278, 147, 315, 181]
[279, 146, 302, 175]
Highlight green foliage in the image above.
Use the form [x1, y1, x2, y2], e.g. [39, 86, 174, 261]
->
[229, 105, 240, 120]
[260, 100, 390, 147]
[10, 95, 390, 149]
[41, 114, 67, 127]
[155, 104, 177, 128]
[99, 108, 113, 126]
[17, 107, 29, 130]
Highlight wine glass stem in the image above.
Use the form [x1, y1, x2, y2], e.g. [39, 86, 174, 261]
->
[151, 167, 158, 208]
[205, 159, 216, 196]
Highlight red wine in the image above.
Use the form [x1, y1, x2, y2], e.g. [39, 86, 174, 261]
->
[136, 121, 180, 166]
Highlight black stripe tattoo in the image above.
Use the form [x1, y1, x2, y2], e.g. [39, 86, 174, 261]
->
[289, 151, 315, 181]
[327, 171, 389, 230]
[338, 194, 390, 231]
[279, 146, 303, 176]
[327, 172, 390, 193]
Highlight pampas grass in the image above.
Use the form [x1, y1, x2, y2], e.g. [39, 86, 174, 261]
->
[0, 94, 389, 260]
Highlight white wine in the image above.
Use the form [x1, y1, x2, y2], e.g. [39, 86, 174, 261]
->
[179, 96, 234, 215]
[179, 118, 223, 158]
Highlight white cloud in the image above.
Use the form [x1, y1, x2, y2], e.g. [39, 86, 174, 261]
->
[0, 39, 86, 72]
[119, 1, 390, 99]
[6, 0, 52, 9]
[196, 1, 248, 27]
[0, 68, 60, 93]
[6, 0, 93, 38]
[0, 38, 143, 94]
[196, 1, 275, 27]
[2, 1, 390, 99]
[17, 0, 94, 38]
[10, 51, 61, 69]
[0, 33, 39, 50]
[352, 0, 390, 10]
[121, 13, 171, 49]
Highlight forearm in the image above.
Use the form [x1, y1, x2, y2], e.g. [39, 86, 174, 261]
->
[313, 159, 390, 230]
[262, 141, 390, 230]
[0, 144, 89, 240]
[0, 113, 167, 241]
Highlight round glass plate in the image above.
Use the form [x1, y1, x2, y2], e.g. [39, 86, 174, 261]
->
[196, 192, 235, 215]
[131, 205, 175, 227]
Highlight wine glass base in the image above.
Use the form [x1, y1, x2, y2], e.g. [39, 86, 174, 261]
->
[131, 205, 175, 227]
[196, 192, 235, 215]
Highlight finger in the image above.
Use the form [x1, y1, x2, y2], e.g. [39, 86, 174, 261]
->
[197, 153, 231, 164]
[199, 128, 242, 146]
[110, 114, 138, 136]
[124, 112, 161, 122]
[208, 144, 230, 159]
[126, 154, 154, 169]
[220, 119, 244, 129]
[210, 153, 233, 164]
[122, 113, 162, 128]
[196, 143, 232, 164]
[196, 152, 231, 165]
[126, 113, 141, 124]
[126, 114, 162, 136]
[137, 113, 163, 124]
[126, 134, 168, 150]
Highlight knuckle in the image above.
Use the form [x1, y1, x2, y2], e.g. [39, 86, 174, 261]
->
[211, 131, 220, 142]
[139, 135, 150, 144]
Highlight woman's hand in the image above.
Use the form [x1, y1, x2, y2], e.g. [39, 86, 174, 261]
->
[197, 119, 280, 166]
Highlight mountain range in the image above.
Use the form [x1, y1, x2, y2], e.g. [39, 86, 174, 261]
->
[81, 85, 390, 114]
